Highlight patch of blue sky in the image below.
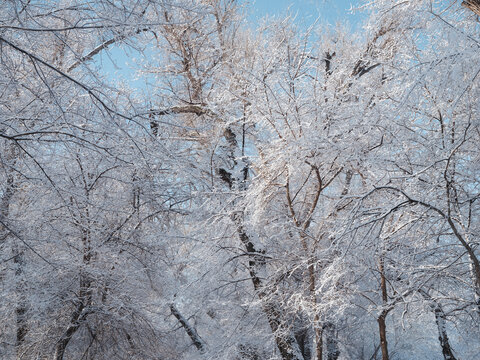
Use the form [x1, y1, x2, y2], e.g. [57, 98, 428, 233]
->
[248, 0, 364, 28]
[98, 0, 366, 91]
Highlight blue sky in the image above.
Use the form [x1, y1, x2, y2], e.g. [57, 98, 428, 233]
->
[248, 0, 361, 27]
[99, 0, 363, 90]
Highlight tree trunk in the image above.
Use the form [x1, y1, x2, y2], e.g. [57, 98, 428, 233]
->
[309, 265, 325, 360]
[378, 252, 390, 360]
[294, 315, 313, 360]
[54, 267, 92, 359]
[1, 152, 29, 356]
[323, 322, 340, 360]
[377, 312, 389, 360]
[446, 217, 480, 313]
[221, 122, 302, 360]
[170, 303, 206, 353]
[54, 300, 89, 360]
[14, 250, 28, 351]
[433, 307, 457, 360]
[315, 324, 323, 360]
[419, 290, 457, 360]
[234, 218, 303, 360]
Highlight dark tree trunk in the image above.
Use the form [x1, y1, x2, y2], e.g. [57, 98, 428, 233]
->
[377, 311, 389, 360]
[316, 327, 323, 360]
[377, 251, 390, 360]
[54, 300, 89, 360]
[54, 206, 95, 359]
[1, 168, 29, 354]
[221, 124, 302, 360]
[433, 307, 457, 360]
[14, 250, 28, 350]
[54, 266, 92, 360]
[294, 316, 312, 360]
[324, 322, 340, 360]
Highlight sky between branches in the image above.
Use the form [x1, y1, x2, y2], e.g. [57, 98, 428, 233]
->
[99, 0, 364, 91]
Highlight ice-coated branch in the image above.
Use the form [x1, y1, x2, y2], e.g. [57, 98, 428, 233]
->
[170, 303, 206, 353]
[150, 105, 211, 117]
[67, 28, 151, 72]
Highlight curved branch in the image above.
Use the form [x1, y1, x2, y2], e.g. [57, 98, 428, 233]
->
[67, 28, 151, 72]
[368, 186, 480, 297]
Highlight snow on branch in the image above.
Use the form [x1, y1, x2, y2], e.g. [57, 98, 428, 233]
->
[170, 303, 206, 353]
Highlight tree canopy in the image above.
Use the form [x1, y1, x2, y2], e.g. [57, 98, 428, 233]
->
[0, 1, 479, 359]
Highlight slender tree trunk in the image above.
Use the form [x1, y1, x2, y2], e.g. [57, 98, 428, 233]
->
[418, 290, 457, 360]
[1, 149, 29, 357]
[234, 217, 303, 360]
[378, 252, 390, 360]
[443, 216, 480, 313]
[170, 303, 206, 353]
[285, 167, 329, 360]
[324, 322, 340, 360]
[294, 315, 313, 360]
[315, 170, 352, 360]
[14, 249, 28, 351]
[315, 321, 323, 360]
[377, 311, 389, 360]
[432, 307, 457, 360]
[55, 225, 93, 360]
[222, 122, 302, 360]
[0, 173, 17, 358]
[307, 258, 323, 360]
[54, 298, 90, 360]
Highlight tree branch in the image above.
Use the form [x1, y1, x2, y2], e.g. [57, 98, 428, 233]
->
[149, 105, 211, 117]
[170, 303, 206, 353]
[67, 28, 151, 72]
[462, 0, 480, 16]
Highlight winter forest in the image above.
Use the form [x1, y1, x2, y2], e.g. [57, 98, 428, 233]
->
[1, 0, 480, 359]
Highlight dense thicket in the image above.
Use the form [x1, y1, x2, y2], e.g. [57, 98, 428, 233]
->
[0, 1, 479, 359]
